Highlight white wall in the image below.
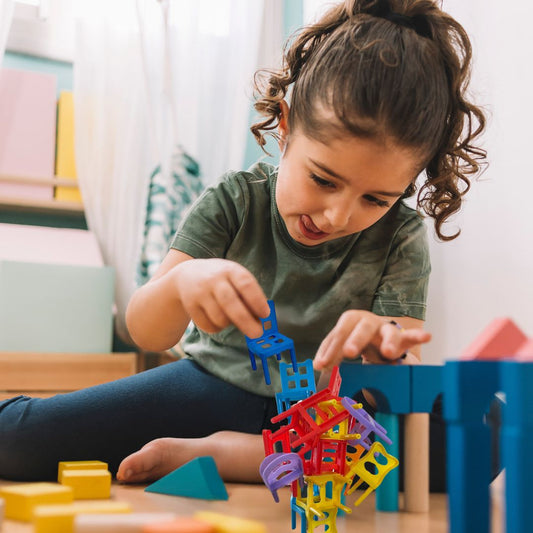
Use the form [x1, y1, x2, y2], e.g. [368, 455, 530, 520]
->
[424, 1, 533, 362]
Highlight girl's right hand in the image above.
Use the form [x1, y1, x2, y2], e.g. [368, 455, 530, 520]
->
[173, 258, 270, 338]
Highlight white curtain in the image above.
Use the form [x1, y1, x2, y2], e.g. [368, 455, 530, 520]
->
[0, 0, 14, 60]
[73, 0, 266, 343]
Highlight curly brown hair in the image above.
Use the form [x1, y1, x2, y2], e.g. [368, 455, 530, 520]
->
[251, 0, 487, 241]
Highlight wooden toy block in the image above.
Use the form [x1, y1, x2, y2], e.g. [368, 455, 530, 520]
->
[194, 511, 268, 533]
[145, 456, 228, 500]
[141, 517, 216, 532]
[410, 365, 443, 413]
[59, 469, 111, 499]
[0, 496, 4, 527]
[58, 461, 109, 482]
[0, 482, 73, 521]
[443, 361, 498, 533]
[501, 361, 533, 533]
[55, 90, 82, 203]
[74, 512, 177, 532]
[461, 317, 527, 360]
[374, 412, 400, 512]
[339, 362, 411, 413]
[515, 337, 533, 361]
[0, 68, 56, 200]
[33, 501, 131, 533]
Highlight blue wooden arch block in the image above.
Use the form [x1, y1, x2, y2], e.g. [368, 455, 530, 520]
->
[339, 363, 411, 414]
[410, 365, 443, 413]
[501, 361, 533, 533]
[443, 360, 500, 423]
[443, 361, 500, 533]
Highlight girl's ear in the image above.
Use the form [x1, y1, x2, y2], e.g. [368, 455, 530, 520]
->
[278, 100, 290, 151]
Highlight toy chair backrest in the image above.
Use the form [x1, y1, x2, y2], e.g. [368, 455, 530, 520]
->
[260, 300, 279, 334]
[279, 360, 317, 395]
[348, 441, 399, 489]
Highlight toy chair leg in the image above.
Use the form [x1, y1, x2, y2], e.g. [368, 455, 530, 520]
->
[289, 347, 298, 372]
[248, 350, 257, 371]
[260, 357, 272, 386]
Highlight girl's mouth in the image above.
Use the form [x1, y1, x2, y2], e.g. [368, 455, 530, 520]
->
[299, 215, 329, 240]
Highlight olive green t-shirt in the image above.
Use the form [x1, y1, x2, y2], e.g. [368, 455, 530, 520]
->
[171, 162, 431, 397]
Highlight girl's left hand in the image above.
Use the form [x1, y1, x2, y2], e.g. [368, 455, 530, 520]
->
[313, 310, 431, 371]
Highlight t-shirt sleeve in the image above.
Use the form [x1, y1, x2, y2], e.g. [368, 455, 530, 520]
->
[372, 215, 431, 320]
[169, 172, 246, 259]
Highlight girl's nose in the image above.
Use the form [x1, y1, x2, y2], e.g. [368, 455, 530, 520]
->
[324, 203, 351, 230]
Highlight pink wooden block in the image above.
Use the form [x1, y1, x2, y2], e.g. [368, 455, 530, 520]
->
[0, 223, 104, 266]
[0, 68, 57, 200]
[461, 317, 528, 360]
[515, 338, 533, 361]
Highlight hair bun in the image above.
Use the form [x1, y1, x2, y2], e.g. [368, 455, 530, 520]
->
[354, 0, 433, 39]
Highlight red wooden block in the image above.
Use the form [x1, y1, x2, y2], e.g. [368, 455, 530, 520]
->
[515, 338, 533, 361]
[461, 317, 527, 360]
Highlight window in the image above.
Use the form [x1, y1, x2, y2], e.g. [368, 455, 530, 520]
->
[7, 0, 74, 62]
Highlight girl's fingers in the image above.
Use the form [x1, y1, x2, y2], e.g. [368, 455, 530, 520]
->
[342, 316, 380, 356]
[377, 322, 404, 359]
[213, 280, 264, 338]
[315, 312, 371, 370]
[189, 303, 221, 334]
[229, 268, 271, 320]
[315, 313, 432, 370]
[397, 329, 432, 353]
[314, 331, 337, 370]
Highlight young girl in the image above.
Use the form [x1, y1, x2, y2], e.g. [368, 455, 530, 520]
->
[0, 0, 486, 488]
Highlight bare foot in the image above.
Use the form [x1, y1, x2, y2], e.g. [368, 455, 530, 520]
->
[116, 432, 265, 484]
[116, 437, 207, 484]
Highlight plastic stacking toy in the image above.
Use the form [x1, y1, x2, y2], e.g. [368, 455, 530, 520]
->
[245, 300, 298, 385]
[248, 301, 399, 533]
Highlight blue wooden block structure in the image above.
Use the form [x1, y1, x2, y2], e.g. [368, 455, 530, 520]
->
[443, 361, 498, 533]
[444, 359, 533, 533]
[501, 361, 533, 533]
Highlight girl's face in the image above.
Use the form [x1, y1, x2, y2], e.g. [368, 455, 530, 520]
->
[275, 125, 420, 246]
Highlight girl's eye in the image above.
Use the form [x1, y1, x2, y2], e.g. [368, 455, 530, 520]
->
[310, 173, 335, 189]
[363, 195, 390, 208]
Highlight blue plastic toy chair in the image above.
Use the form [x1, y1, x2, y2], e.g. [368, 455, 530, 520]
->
[276, 360, 317, 415]
[245, 300, 298, 385]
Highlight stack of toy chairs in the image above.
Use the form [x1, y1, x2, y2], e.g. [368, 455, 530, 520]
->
[259, 361, 398, 533]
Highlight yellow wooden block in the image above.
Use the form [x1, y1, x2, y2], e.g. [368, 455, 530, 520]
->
[0, 482, 73, 521]
[194, 511, 267, 533]
[33, 501, 131, 533]
[55, 90, 82, 203]
[58, 461, 109, 482]
[59, 469, 111, 499]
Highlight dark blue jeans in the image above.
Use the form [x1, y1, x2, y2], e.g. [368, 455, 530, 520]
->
[0, 359, 279, 481]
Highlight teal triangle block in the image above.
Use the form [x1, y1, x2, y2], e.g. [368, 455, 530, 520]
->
[144, 456, 229, 500]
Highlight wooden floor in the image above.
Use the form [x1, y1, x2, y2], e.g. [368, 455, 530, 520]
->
[0, 475, 505, 533]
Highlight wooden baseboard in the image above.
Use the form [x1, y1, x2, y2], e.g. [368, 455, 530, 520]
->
[0, 352, 137, 397]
